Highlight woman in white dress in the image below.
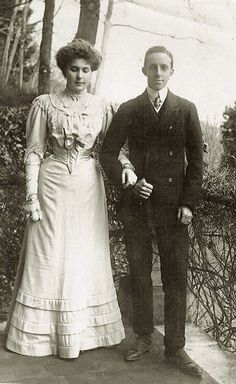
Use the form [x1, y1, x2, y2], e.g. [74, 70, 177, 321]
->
[6, 39, 137, 359]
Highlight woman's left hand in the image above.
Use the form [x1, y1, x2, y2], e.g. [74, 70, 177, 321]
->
[122, 169, 138, 189]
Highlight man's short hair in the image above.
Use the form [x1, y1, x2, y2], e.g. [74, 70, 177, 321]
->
[144, 46, 174, 68]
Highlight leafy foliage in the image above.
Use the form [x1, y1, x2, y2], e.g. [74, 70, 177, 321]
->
[0, 104, 29, 167]
[0, 88, 36, 107]
[104, 180, 128, 284]
[0, 104, 28, 320]
[201, 119, 222, 171]
[221, 102, 236, 168]
[0, 167, 25, 321]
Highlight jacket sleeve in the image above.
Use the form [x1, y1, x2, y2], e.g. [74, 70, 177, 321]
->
[180, 102, 203, 211]
[97, 101, 132, 169]
[100, 102, 130, 188]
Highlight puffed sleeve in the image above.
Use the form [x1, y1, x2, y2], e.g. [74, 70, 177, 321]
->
[24, 95, 49, 163]
[24, 95, 49, 199]
[98, 101, 132, 168]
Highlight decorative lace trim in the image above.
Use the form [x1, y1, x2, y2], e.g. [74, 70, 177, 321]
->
[24, 148, 44, 163]
[46, 93, 103, 140]
[31, 92, 109, 122]
[28, 93, 111, 171]
[32, 94, 49, 112]
[48, 92, 105, 116]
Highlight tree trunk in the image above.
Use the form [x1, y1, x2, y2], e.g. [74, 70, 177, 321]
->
[94, 0, 114, 93]
[75, 0, 100, 45]
[19, 3, 30, 90]
[30, 57, 39, 92]
[0, 0, 21, 88]
[3, 17, 22, 88]
[38, 0, 55, 95]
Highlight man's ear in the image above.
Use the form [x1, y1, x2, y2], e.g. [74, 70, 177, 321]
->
[142, 66, 147, 76]
[170, 68, 174, 77]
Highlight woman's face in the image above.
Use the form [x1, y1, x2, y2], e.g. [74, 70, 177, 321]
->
[65, 58, 92, 93]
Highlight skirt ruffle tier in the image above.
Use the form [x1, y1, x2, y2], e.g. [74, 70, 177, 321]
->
[7, 289, 124, 358]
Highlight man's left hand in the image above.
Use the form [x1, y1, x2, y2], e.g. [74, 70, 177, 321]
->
[177, 207, 193, 225]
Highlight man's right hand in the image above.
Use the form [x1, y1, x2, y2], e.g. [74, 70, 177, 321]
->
[133, 178, 153, 199]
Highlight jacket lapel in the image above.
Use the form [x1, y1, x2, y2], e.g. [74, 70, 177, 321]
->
[134, 89, 180, 135]
[156, 90, 180, 131]
[135, 90, 158, 127]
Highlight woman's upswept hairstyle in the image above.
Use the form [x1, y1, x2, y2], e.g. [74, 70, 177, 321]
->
[56, 39, 102, 76]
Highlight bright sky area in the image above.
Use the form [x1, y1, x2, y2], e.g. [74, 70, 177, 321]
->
[31, 0, 236, 124]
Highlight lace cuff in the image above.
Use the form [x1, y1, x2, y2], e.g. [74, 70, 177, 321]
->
[24, 148, 44, 164]
[25, 153, 41, 199]
[118, 141, 135, 169]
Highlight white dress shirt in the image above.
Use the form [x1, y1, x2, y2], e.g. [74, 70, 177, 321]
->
[147, 86, 168, 113]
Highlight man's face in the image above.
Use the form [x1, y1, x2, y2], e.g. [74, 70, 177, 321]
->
[143, 52, 174, 91]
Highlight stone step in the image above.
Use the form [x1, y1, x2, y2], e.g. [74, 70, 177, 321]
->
[156, 323, 236, 384]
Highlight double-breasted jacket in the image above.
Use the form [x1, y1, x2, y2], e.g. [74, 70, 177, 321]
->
[100, 90, 203, 224]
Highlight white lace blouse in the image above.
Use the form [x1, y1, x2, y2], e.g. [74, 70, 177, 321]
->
[25, 90, 129, 173]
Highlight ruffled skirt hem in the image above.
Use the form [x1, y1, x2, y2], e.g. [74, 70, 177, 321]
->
[6, 327, 125, 358]
[6, 291, 125, 358]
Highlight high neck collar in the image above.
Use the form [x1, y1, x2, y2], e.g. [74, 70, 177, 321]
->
[147, 86, 168, 103]
[64, 87, 87, 99]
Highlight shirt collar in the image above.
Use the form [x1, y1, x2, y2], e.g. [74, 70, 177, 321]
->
[147, 86, 168, 103]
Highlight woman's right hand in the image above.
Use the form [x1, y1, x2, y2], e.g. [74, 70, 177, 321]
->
[122, 168, 138, 189]
[24, 196, 43, 221]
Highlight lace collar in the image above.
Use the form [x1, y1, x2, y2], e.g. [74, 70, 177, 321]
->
[64, 87, 87, 101]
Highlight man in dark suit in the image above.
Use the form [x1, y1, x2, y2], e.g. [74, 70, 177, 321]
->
[100, 46, 203, 376]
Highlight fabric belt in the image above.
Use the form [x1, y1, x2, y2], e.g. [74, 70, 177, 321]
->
[52, 146, 93, 173]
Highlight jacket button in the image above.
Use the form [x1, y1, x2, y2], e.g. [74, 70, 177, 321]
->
[169, 150, 174, 156]
[168, 177, 173, 183]
[169, 125, 173, 130]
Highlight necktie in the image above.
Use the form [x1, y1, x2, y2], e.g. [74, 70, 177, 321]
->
[154, 92, 162, 109]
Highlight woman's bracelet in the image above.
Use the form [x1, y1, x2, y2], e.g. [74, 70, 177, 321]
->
[122, 163, 135, 172]
[26, 194, 38, 204]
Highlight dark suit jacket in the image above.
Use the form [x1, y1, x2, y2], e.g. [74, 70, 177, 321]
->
[100, 90, 203, 225]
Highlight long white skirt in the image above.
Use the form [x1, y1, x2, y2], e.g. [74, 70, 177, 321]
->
[6, 153, 125, 358]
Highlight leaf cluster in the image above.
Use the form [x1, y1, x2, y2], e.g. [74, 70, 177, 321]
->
[0, 104, 29, 167]
[221, 102, 236, 167]
[0, 104, 28, 320]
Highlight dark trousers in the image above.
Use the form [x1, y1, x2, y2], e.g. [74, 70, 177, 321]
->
[122, 203, 189, 352]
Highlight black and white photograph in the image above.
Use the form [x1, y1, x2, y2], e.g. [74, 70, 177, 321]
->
[0, 1, 236, 383]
